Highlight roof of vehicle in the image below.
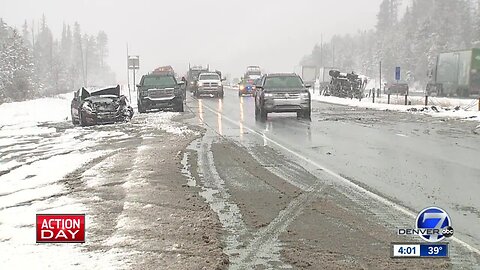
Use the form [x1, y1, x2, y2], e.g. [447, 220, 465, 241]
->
[265, 73, 298, 77]
[199, 72, 220, 76]
[143, 73, 174, 77]
[153, 65, 174, 74]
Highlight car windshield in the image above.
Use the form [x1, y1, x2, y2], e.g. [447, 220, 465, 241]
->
[199, 74, 220, 80]
[142, 76, 177, 87]
[264, 76, 303, 89]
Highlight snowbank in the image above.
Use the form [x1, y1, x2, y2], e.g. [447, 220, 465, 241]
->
[0, 93, 73, 126]
[310, 90, 480, 122]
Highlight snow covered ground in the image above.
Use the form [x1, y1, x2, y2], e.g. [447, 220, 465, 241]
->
[0, 91, 196, 269]
[0, 93, 130, 268]
[310, 89, 480, 122]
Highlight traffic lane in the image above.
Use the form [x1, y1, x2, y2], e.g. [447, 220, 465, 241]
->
[189, 88, 480, 249]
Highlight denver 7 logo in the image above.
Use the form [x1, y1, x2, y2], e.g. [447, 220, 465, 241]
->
[416, 207, 452, 242]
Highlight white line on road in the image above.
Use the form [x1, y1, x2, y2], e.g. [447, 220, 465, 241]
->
[199, 101, 480, 257]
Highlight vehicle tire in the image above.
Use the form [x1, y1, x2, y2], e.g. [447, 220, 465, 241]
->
[79, 111, 87, 127]
[194, 91, 200, 98]
[238, 91, 242, 97]
[176, 102, 184, 112]
[219, 91, 224, 99]
[297, 111, 304, 118]
[71, 113, 78, 125]
[138, 100, 146, 113]
[255, 105, 260, 121]
[260, 106, 267, 121]
[303, 109, 311, 120]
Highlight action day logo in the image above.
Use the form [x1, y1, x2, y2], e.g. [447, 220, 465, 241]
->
[36, 214, 85, 243]
[398, 206, 454, 243]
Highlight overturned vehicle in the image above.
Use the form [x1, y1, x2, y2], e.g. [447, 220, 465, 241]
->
[71, 85, 134, 126]
[324, 70, 366, 99]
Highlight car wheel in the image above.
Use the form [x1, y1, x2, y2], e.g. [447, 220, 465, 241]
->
[138, 100, 146, 113]
[260, 106, 267, 121]
[79, 111, 87, 127]
[177, 102, 184, 112]
[238, 91, 242, 97]
[303, 109, 311, 120]
[219, 91, 224, 99]
[255, 105, 260, 121]
[71, 112, 78, 125]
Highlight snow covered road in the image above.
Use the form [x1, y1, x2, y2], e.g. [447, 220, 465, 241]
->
[0, 94, 222, 269]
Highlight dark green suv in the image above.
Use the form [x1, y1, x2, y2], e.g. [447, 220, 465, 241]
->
[137, 73, 185, 113]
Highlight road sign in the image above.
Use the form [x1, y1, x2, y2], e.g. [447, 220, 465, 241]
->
[395, 67, 401, 81]
[128, 56, 140, 70]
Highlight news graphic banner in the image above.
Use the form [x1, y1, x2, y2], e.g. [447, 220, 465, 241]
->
[391, 243, 449, 258]
[36, 214, 85, 243]
[393, 206, 453, 259]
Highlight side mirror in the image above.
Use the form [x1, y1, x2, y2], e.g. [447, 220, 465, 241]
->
[178, 81, 185, 85]
[305, 84, 312, 88]
[136, 84, 141, 88]
[256, 86, 263, 90]
[221, 77, 226, 81]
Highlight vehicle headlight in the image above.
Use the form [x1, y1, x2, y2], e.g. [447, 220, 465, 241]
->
[264, 93, 273, 97]
[190, 81, 194, 85]
[240, 85, 245, 90]
[198, 82, 203, 87]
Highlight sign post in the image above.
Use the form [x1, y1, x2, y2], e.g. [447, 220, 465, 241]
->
[128, 55, 140, 102]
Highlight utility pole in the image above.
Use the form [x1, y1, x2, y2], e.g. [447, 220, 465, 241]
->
[332, 45, 335, 67]
[379, 61, 382, 95]
[133, 67, 136, 101]
[79, 35, 86, 86]
[320, 34, 323, 67]
[126, 43, 130, 100]
[85, 37, 88, 86]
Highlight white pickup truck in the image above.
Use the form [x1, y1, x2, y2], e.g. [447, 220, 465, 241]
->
[194, 72, 224, 98]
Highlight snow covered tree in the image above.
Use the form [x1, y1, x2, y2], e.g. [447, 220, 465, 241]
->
[301, 0, 477, 88]
[0, 28, 37, 102]
[0, 16, 115, 103]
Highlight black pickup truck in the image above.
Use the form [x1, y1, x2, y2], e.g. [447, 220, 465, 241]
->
[137, 73, 185, 113]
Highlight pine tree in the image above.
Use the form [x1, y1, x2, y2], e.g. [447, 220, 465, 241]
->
[0, 29, 37, 101]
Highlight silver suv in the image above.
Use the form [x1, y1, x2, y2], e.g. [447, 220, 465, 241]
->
[254, 73, 311, 121]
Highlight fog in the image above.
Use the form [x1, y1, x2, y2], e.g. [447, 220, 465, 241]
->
[1, 0, 384, 81]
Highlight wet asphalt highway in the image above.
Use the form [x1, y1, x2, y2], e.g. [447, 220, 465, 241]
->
[186, 86, 480, 260]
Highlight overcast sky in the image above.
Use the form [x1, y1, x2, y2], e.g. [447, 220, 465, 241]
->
[1, 0, 386, 82]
